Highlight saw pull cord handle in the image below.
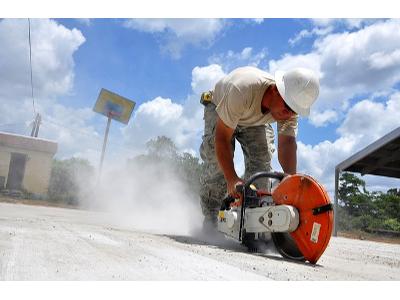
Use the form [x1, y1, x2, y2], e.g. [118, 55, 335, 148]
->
[220, 195, 236, 210]
[238, 171, 286, 241]
[220, 183, 245, 211]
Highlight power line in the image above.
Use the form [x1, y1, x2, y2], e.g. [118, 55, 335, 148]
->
[0, 122, 33, 136]
[28, 18, 36, 116]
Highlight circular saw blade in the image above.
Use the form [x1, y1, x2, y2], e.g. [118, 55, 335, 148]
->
[271, 232, 305, 261]
[272, 174, 334, 264]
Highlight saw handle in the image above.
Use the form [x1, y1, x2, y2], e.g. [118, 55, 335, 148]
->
[244, 171, 286, 189]
[224, 173, 286, 201]
[233, 172, 286, 195]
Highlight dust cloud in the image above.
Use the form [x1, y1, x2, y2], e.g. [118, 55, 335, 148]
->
[79, 161, 204, 237]
[74, 160, 279, 255]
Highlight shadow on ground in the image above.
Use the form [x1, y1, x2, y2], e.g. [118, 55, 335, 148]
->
[161, 233, 322, 268]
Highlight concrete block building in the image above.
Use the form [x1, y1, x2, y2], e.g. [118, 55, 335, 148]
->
[0, 131, 58, 197]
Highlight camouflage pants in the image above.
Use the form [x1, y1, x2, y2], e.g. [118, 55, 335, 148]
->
[199, 103, 275, 224]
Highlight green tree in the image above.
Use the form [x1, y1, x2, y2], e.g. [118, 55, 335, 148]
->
[374, 193, 400, 219]
[339, 172, 372, 216]
[128, 136, 203, 200]
[338, 172, 400, 233]
[48, 158, 94, 205]
[145, 136, 178, 159]
[176, 152, 203, 195]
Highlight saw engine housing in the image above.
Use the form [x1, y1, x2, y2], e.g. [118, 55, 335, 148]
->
[217, 172, 334, 264]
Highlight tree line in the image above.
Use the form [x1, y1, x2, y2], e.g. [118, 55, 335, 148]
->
[337, 172, 400, 233]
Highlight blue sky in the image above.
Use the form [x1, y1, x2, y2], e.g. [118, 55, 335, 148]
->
[56, 18, 332, 145]
[1, 17, 400, 193]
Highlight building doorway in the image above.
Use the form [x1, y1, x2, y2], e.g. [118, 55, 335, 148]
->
[6, 152, 27, 190]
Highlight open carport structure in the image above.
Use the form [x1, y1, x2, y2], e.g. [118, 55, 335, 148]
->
[334, 126, 400, 236]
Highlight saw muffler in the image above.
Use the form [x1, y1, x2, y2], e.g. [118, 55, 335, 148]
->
[217, 172, 334, 264]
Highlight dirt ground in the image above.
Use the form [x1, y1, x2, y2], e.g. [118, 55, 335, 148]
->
[1, 196, 399, 245]
[1, 201, 399, 280]
[338, 231, 400, 245]
[0, 195, 77, 209]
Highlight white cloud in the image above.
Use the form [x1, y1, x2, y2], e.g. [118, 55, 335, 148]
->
[76, 19, 91, 26]
[311, 19, 334, 27]
[123, 19, 227, 59]
[244, 18, 264, 24]
[297, 92, 400, 192]
[314, 19, 400, 90]
[269, 19, 400, 126]
[136, 97, 183, 125]
[311, 18, 375, 29]
[185, 64, 225, 122]
[268, 52, 321, 75]
[309, 109, 338, 127]
[39, 104, 100, 160]
[252, 19, 264, 24]
[367, 49, 400, 70]
[289, 19, 380, 46]
[191, 64, 225, 94]
[289, 26, 333, 46]
[297, 137, 355, 182]
[337, 93, 400, 141]
[122, 96, 190, 154]
[208, 47, 268, 71]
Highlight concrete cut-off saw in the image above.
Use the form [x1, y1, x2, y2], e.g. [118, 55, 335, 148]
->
[217, 172, 334, 264]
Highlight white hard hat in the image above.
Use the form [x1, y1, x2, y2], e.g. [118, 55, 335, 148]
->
[274, 68, 320, 117]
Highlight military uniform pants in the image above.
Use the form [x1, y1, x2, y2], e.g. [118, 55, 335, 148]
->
[199, 103, 275, 224]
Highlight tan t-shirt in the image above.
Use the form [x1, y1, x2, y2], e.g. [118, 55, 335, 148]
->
[213, 66, 298, 137]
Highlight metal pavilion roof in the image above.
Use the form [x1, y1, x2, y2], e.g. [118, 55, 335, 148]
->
[335, 126, 400, 178]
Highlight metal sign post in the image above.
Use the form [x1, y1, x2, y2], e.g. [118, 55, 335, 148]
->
[93, 88, 135, 182]
[98, 114, 112, 177]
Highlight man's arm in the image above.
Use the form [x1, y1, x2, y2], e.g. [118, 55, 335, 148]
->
[278, 134, 297, 174]
[215, 117, 243, 195]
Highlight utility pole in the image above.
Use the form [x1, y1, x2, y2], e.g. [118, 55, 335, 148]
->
[30, 113, 41, 137]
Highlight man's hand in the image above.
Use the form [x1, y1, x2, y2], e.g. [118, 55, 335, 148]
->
[227, 177, 245, 197]
[278, 134, 297, 174]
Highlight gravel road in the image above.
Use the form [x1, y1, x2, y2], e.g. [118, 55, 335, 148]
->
[1, 202, 399, 280]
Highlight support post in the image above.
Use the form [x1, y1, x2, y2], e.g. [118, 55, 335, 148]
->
[333, 168, 340, 236]
[98, 115, 112, 181]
